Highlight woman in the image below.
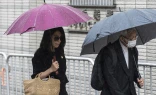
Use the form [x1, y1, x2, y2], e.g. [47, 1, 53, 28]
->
[31, 27, 68, 95]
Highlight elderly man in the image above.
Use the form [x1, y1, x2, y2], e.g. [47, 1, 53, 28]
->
[100, 28, 144, 95]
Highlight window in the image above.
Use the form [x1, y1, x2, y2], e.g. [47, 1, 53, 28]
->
[69, 0, 115, 8]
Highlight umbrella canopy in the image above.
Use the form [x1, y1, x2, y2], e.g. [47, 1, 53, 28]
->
[5, 4, 92, 35]
[81, 9, 156, 55]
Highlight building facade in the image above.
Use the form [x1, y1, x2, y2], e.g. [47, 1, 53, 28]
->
[0, 0, 156, 61]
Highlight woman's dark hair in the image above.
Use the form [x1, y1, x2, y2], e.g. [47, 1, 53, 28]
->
[40, 27, 66, 55]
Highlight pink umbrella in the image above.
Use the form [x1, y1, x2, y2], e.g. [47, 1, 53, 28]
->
[5, 4, 92, 35]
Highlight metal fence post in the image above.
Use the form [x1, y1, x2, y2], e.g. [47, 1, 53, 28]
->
[6, 59, 9, 95]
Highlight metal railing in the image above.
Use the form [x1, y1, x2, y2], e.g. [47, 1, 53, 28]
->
[5, 53, 96, 95]
[6, 54, 33, 95]
[0, 52, 156, 95]
[66, 56, 95, 95]
[137, 61, 156, 95]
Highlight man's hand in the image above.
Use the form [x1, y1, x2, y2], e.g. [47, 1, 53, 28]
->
[137, 78, 144, 88]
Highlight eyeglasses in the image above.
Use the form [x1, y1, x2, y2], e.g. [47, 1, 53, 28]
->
[54, 36, 62, 41]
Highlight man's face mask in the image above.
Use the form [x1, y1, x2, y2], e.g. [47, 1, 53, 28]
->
[123, 36, 138, 48]
[127, 39, 137, 48]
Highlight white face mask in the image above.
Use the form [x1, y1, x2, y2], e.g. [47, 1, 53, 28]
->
[127, 40, 137, 48]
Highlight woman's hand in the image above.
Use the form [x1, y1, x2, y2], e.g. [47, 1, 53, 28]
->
[49, 59, 59, 73]
[39, 58, 59, 79]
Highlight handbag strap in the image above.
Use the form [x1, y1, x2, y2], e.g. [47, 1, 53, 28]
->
[36, 73, 51, 81]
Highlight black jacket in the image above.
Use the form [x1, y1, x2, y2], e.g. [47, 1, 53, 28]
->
[100, 40, 141, 95]
[31, 48, 68, 95]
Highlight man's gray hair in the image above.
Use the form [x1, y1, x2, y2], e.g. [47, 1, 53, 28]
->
[120, 30, 128, 36]
[120, 28, 137, 36]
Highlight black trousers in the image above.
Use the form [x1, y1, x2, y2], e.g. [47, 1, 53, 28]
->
[59, 84, 68, 95]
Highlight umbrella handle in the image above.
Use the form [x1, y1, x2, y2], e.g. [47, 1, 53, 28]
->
[44, 0, 45, 3]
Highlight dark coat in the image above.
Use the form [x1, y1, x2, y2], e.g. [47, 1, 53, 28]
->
[100, 40, 141, 95]
[31, 48, 68, 95]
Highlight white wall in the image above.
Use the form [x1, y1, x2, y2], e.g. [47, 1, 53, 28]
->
[1, 0, 156, 61]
